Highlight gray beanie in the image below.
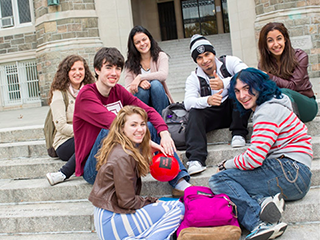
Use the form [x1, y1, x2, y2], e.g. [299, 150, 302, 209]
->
[190, 34, 216, 62]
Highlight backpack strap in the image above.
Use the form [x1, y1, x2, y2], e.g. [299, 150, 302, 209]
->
[196, 68, 211, 97]
[61, 90, 69, 111]
[218, 55, 232, 78]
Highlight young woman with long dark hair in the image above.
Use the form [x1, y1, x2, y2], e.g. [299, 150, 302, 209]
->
[124, 26, 174, 115]
[258, 22, 318, 122]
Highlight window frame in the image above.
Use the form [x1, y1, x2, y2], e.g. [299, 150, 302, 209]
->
[0, 0, 33, 29]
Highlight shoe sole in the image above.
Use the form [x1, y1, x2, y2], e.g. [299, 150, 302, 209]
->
[46, 173, 55, 186]
[231, 143, 246, 148]
[246, 230, 274, 240]
[188, 167, 206, 176]
[269, 223, 287, 239]
[260, 194, 285, 223]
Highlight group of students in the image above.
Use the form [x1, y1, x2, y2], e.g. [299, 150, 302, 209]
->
[45, 22, 316, 240]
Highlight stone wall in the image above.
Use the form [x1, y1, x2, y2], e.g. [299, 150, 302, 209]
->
[34, 0, 95, 18]
[0, 33, 37, 54]
[34, 0, 103, 105]
[254, 0, 320, 77]
[36, 18, 99, 46]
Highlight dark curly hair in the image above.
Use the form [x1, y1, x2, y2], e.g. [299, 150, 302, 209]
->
[48, 55, 95, 104]
[125, 25, 163, 75]
[229, 68, 282, 115]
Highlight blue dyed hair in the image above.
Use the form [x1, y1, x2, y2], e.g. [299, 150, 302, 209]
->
[228, 68, 282, 115]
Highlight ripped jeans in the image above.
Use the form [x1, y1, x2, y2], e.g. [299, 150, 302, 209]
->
[209, 157, 311, 231]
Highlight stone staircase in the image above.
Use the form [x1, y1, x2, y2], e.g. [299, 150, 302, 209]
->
[0, 99, 320, 239]
[158, 33, 233, 94]
[1, 33, 319, 238]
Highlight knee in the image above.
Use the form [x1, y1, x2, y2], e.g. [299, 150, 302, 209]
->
[135, 87, 149, 96]
[150, 80, 165, 92]
[208, 172, 226, 192]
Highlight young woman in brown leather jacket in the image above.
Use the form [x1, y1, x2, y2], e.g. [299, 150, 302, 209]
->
[258, 22, 318, 122]
[89, 105, 185, 240]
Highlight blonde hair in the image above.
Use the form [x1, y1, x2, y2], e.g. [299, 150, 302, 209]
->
[95, 106, 151, 177]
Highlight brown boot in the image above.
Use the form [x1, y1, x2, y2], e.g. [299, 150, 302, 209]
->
[177, 225, 241, 240]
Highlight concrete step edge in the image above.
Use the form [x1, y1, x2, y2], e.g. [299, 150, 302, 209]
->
[0, 165, 319, 204]
[0, 187, 319, 232]
[1, 222, 320, 240]
[0, 232, 98, 240]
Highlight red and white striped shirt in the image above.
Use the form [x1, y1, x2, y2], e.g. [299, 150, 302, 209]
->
[225, 95, 313, 170]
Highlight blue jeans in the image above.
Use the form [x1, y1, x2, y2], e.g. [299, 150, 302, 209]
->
[83, 123, 190, 186]
[208, 157, 311, 231]
[134, 80, 170, 115]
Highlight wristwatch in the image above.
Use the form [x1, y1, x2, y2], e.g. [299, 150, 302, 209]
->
[218, 160, 227, 171]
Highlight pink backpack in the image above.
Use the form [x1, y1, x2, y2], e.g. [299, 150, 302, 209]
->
[177, 186, 239, 237]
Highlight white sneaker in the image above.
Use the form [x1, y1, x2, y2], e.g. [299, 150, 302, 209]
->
[187, 161, 206, 175]
[246, 222, 287, 240]
[260, 193, 285, 223]
[46, 172, 66, 186]
[269, 222, 288, 239]
[231, 135, 246, 148]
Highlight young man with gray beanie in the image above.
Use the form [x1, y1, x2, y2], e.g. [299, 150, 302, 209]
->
[184, 34, 251, 175]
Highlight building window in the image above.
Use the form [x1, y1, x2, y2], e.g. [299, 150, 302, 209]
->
[0, 60, 40, 106]
[181, 0, 230, 38]
[0, 0, 31, 28]
[181, 0, 218, 38]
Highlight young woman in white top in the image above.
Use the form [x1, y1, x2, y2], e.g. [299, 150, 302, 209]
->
[46, 55, 95, 186]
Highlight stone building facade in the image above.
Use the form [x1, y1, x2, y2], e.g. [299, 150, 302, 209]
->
[0, 0, 319, 110]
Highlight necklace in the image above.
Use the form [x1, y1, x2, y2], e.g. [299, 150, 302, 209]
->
[141, 59, 151, 71]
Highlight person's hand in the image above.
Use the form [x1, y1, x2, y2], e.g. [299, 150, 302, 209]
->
[129, 75, 141, 94]
[159, 130, 176, 156]
[207, 89, 223, 106]
[139, 80, 151, 90]
[209, 71, 224, 90]
[150, 140, 165, 155]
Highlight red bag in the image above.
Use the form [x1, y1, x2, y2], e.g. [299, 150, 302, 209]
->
[177, 186, 239, 237]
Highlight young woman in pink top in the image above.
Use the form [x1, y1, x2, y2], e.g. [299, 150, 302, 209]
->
[125, 26, 174, 115]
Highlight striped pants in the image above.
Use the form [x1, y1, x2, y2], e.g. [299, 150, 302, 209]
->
[94, 200, 185, 240]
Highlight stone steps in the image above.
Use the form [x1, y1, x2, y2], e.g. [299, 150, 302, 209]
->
[0, 160, 319, 204]
[159, 34, 232, 93]
[1, 222, 319, 240]
[0, 200, 93, 234]
[0, 186, 319, 235]
[1, 117, 319, 160]
[0, 232, 99, 240]
[0, 135, 319, 180]
[0, 105, 319, 238]
[1, 107, 319, 145]
[0, 157, 62, 179]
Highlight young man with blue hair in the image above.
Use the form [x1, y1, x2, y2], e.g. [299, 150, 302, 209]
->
[209, 68, 313, 240]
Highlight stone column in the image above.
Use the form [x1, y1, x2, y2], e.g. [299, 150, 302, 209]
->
[34, 0, 103, 105]
[228, 0, 257, 67]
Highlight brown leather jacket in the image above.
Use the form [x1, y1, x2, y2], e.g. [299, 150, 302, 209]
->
[89, 144, 158, 214]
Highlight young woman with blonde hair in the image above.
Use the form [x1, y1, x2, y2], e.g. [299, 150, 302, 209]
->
[89, 105, 184, 240]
